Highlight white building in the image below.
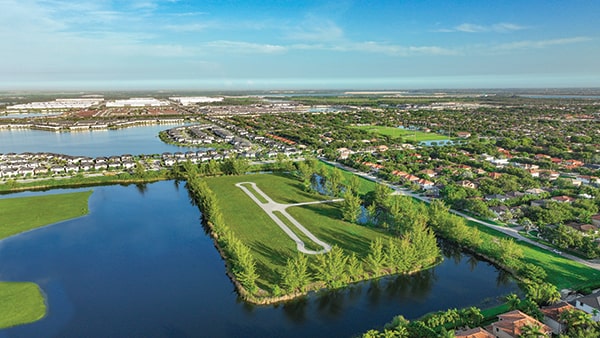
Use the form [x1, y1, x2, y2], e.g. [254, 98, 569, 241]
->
[7, 98, 104, 111]
[169, 96, 224, 106]
[105, 98, 170, 107]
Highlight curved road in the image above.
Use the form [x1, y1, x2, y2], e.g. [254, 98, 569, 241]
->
[235, 182, 340, 255]
[322, 159, 600, 271]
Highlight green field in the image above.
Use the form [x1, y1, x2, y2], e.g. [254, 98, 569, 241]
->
[352, 125, 450, 142]
[466, 220, 600, 290]
[0, 191, 92, 328]
[205, 173, 398, 289]
[0, 282, 46, 329]
[0, 191, 93, 239]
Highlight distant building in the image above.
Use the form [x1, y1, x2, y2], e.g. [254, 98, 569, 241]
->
[105, 98, 169, 107]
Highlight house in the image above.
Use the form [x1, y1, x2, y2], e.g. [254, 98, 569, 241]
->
[551, 195, 575, 203]
[541, 301, 574, 334]
[457, 131, 471, 138]
[455, 327, 494, 338]
[490, 205, 509, 218]
[566, 223, 598, 235]
[420, 169, 437, 178]
[530, 199, 549, 208]
[417, 178, 434, 190]
[458, 180, 477, 189]
[487, 310, 552, 338]
[574, 291, 600, 321]
[489, 172, 502, 179]
[592, 214, 600, 227]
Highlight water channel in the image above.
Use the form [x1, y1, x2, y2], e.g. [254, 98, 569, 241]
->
[0, 181, 519, 338]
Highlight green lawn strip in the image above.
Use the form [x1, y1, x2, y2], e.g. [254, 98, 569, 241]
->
[480, 303, 511, 326]
[0, 282, 46, 329]
[271, 210, 324, 252]
[351, 125, 450, 141]
[286, 202, 396, 258]
[465, 220, 600, 290]
[0, 172, 167, 193]
[239, 182, 269, 204]
[0, 190, 92, 240]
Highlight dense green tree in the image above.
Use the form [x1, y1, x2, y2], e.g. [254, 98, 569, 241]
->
[313, 246, 348, 288]
[281, 253, 311, 293]
[342, 190, 363, 223]
[366, 238, 386, 276]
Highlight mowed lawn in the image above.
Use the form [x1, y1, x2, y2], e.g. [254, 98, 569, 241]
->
[205, 173, 398, 289]
[352, 125, 451, 142]
[0, 282, 46, 329]
[467, 220, 600, 290]
[0, 191, 92, 240]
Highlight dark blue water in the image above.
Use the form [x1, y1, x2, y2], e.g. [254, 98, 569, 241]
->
[0, 181, 518, 338]
[0, 125, 197, 157]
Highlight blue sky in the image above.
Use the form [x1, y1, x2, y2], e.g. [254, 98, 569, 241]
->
[0, 0, 598, 90]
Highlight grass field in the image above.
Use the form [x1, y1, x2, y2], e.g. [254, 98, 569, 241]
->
[352, 125, 451, 142]
[205, 173, 399, 290]
[0, 282, 46, 329]
[466, 220, 600, 290]
[0, 191, 93, 240]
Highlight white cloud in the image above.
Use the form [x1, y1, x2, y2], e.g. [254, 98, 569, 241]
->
[202, 41, 287, 54]
[164, 23, 211, 32]
[437, 22, 527, 33]
[284, 17, 344, 41]
[493, 36, 592, 51]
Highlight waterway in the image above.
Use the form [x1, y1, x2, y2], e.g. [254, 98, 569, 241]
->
[0, 125, 197, 157]
[0, 181, 519, 338]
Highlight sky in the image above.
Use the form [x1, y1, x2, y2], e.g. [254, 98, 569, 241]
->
[0, 0, 599, 90]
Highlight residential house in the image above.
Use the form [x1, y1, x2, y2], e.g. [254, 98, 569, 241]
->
[458, 180, 477, 189]
[489, 172, 503, 179]
[574, 291, 600, 321]
[592, 214, 600, 227]
[551, 195, 575, 203]
[487, 310, 552, 338]
[417, 178, 434, 190]
[490, 205, 509, 219]
[457, 131, 471, 138]
[541, 301, 574, 334]
[455, 327, 494, 338]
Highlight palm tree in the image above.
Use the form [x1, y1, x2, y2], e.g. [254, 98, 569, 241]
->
[506, 293, 521, 310]
[559, 308, 593, 333]
[518, 323, 548, 338]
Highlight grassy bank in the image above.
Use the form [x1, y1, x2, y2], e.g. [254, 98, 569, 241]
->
[0, 191, 92, 329]
[0, 190, 92, 239]
[0, 282, 46, 329]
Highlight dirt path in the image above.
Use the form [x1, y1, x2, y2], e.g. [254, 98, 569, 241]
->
[235, 182, 340, 255]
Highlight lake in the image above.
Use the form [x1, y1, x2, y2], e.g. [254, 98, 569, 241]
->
[0, 125, 197, 157]
[0, 181, 519, 338]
